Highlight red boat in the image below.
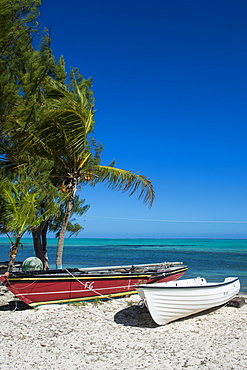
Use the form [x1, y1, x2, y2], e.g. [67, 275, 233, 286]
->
[0, 262, 188, 307]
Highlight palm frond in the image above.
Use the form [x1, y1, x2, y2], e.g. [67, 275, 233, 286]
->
[0, 173, 64, 236]
[88, 165, 155, 207]
[40, 78, 94, 158]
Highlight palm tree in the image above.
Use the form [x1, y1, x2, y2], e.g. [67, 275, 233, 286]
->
[19, 72, 155, 268]
[0, 168, 62, 271]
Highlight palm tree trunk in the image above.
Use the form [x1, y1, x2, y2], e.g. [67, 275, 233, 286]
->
[32, 220, 49, 270]
[41, 221, 49, 267]
[56, 196, 74, 269]
[8, 235, 22, 272]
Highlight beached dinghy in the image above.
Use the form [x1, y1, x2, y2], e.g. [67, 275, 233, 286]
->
[136, 276, 240, 325]
[0, 261, 188, 307]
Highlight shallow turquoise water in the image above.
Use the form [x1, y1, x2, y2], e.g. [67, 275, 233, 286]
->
[0, 238, 246, 293]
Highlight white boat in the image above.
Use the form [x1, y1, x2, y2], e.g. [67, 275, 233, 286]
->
[136, 277, 240, 325]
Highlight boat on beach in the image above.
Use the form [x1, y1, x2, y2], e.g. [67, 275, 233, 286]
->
[0, 261, 188, 307]
[136, 276, 240, 325]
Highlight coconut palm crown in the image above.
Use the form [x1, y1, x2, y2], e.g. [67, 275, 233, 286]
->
[19, 72, 155, 267]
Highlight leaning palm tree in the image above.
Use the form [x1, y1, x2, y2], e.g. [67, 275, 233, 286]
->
[20, 72, 155, 268]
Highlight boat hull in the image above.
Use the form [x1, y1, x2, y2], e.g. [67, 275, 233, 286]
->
[136, 277, 240, 325]
[0, 263, 188, 307]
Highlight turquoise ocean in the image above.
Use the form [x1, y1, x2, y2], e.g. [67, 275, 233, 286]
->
[0, 238, 246, 294]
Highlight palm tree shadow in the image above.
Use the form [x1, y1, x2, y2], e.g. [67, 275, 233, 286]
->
[114, 304, 158, 328]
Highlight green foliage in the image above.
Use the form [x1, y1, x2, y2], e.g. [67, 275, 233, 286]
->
[89, 166, 155, 206]
[71, 301, 87, 307]
[92, 298, 104, 306]
[0, 163, 63, 241]
[0, 1, 155, 267]
[0, 0, 41, 118]
[0, 0, 66, 165]
[0, 0, 91, 265]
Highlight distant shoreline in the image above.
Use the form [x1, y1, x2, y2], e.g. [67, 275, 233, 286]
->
[1, 236, 247, 240]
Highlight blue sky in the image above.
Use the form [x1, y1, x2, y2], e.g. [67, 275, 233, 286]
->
[38, 0, 247, 238]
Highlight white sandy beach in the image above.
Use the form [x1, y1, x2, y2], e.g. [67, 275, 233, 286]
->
[0, 286, 246, 370]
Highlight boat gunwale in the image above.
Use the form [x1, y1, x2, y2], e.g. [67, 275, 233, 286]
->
[0, 269, 188, 283]
[2, 274, 162, 282]
[136, 277, 239, 290]
[1, 266, 188, 279]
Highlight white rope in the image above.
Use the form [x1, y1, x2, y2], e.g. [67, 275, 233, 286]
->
[6, 277, 37, 290]
[64, 268, 116, 300]
[64, 269, 132, 323]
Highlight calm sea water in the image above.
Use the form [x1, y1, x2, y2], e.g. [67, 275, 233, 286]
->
[0, 238, 246, 293]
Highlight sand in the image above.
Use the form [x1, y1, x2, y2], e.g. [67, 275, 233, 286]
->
[0, 286, 246, 370]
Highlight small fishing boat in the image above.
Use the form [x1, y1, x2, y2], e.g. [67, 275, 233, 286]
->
[0, 261, 188, 307]
[136, 276, 240, 325]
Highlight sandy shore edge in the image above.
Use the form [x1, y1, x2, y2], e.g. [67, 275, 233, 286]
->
[0, 286, 246, 370]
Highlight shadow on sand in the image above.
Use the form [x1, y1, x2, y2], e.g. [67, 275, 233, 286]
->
[0, 299, 31, 311]
[114, 303, 227, 328]
[0, 293, 32, 311]
[114, 304, 158, 328]
[0, 285, 31, 311]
